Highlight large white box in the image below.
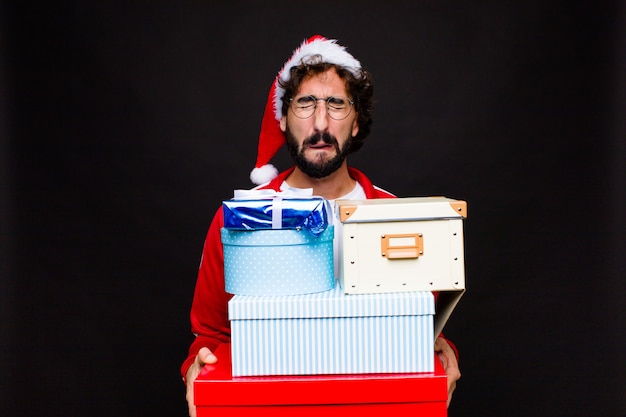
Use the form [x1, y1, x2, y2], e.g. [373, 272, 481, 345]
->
[229, 285, 435, 377]
[335, 196, 466, 294]
[335, 196, 467, 336]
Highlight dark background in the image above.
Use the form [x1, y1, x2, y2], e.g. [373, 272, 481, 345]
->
[2, 1, 624, 416]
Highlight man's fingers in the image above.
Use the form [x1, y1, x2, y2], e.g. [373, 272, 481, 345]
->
[197, 347, 218, 365]
[434, 337, 461, 408]
[186, 349, 217, 417]
[186, 384, 196, 417]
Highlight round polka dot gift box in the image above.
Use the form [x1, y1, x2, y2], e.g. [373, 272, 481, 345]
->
[221, 226, 335, 296]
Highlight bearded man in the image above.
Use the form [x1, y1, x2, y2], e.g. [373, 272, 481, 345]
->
[182, 35, 461, 417]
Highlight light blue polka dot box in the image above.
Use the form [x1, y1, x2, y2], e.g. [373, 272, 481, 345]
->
[221, 196, 335, 296]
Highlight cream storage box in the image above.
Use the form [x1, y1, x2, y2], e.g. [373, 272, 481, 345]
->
[335, 196, 467, 337]
[228, 285, 435, 377]
[335, 196, 467, 295]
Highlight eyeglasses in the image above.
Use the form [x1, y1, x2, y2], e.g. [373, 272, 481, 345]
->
[289, 95, 354, 120]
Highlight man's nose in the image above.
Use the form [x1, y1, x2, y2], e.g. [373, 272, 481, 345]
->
[312, 101, 330, 131]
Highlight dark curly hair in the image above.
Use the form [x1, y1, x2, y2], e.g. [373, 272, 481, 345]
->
[277, 57, 374, 155]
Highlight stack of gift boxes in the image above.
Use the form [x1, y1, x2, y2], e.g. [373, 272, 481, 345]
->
[221, 192, 466, 378]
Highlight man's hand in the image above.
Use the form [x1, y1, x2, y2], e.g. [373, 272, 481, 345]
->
[434, 336, 461, 408]
[185, 347, 218, 417]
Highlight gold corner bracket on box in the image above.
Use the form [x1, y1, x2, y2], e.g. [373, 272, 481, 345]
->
[340, 205, 358, 222]
[449, 200, 467, 218]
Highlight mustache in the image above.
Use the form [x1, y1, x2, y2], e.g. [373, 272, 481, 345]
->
[303, 132, 336, 146]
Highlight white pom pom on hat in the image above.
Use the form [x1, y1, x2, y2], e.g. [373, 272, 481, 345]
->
[249, 35, 362, 185]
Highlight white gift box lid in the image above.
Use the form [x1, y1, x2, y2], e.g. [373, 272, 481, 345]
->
[228, 285, 434, 321]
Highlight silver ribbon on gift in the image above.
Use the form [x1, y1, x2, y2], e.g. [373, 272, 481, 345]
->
[231, 188, 332, 230]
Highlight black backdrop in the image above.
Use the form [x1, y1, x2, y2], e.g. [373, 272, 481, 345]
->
[2, 1, 625, 416]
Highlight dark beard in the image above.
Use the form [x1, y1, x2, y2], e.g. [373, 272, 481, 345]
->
[284, 128, 352, 179]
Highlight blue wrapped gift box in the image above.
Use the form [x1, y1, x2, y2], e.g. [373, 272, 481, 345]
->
[228, 285, 435, 376]
[222, 197, 331, 237]
[221, 195, 335, 296]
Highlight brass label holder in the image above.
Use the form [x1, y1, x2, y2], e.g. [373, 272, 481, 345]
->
[380, 233, 424, 259]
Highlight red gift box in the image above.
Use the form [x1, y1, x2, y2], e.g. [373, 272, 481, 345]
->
[194, 344, 448, 416]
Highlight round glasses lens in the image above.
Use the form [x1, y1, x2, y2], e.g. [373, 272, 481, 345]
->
[326, 97, 351, 120]
[290, 96, 353, 120]
[291, 96, 317, 118]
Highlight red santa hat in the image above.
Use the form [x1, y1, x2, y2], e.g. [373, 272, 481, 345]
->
[249, 35, 362, 185]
